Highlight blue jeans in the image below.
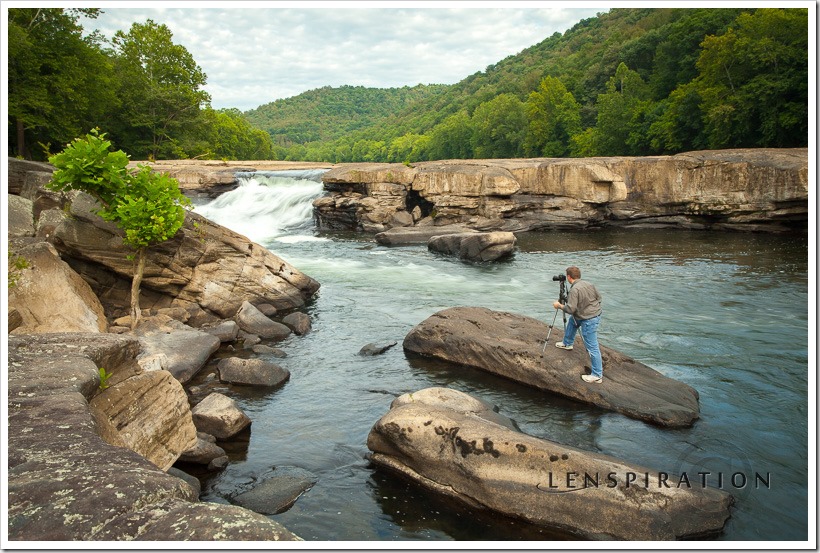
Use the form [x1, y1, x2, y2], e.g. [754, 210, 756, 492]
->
[562, 315, 603, 378]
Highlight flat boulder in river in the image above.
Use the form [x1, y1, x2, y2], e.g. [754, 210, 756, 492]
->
[403, 307, 699, 428]
[367, 387, 733, 540]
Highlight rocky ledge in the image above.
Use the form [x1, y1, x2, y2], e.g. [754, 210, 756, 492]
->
[367, 387, 733, 540]
[314, 149, 808, 233]
[403, 307, 700, 428]
[7, 333, 300, 541]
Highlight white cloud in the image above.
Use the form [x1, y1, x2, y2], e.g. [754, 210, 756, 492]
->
[82, 3, 604, 111]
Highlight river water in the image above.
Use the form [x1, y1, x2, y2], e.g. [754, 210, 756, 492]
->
[191, 170, 810, 542]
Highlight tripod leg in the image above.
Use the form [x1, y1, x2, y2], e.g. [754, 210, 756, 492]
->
[542, 309, 561, 353]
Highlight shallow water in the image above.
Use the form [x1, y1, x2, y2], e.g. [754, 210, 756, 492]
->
[189, 171, 809, 541]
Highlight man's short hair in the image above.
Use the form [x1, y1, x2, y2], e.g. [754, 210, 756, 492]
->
[566, 266, 581, 280]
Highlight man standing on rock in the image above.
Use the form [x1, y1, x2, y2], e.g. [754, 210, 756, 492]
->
[553, 266, 604, 383]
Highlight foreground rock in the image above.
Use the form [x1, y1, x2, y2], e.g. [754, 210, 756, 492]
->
[427, 231, 516, 261]
[403, 307, 700, 428]
[318, 150, 807, 233]
[49, 190, 320, 318]
[367, 387, 733, 540]
[7, 333, 299, 541]
[8, 241, 108, 334]
[90, 367, 197, 471]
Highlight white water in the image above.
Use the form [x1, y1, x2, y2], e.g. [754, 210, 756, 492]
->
[194, 170, 328, 244]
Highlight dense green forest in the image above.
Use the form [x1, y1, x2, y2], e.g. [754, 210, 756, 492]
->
[8, 8, 274, 161]
[8, 7, 808, 162]
[247, 7, 809, 162]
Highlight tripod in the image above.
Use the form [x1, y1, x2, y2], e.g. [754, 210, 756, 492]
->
[542, 278, 569, 353]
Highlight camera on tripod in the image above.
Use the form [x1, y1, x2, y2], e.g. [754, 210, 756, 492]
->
[542, 272, 570, 352]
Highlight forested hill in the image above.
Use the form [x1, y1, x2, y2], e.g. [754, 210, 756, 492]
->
[246, 7, 808, 163]
[245, 84, 449, 145]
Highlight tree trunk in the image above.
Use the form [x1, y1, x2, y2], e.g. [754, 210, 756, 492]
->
[130, 249, 146, 330]
[16, 118, 26, 159]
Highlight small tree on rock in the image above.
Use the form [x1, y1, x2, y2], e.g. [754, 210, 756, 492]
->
[48, 129, 190, 329]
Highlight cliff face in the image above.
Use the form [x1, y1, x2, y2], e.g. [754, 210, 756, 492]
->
[314, 149, 808, 233]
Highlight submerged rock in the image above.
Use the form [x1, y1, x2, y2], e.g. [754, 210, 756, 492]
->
[367, 387, 733, 540]
[403, 306, 700, 428]
[232, 466, 319, 515]
[359, 341, 398, 356]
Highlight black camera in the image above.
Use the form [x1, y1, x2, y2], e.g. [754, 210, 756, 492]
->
[552, 274, 566, 282]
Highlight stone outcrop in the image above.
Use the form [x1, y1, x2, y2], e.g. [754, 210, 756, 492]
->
[90, 367, 198, 471]
[50, 191, 320, 318]
[427, 231, 516, 262]
[8, 194, 35, 237]
[7, 333, 299, 541]
[8, 157, 54, 195]
[403, 307, 700, 428]
[282, 312, 311, 335]
[9, 241, 108, 334]
[367, 387, 733, 540]
[315, 149, 808, 233]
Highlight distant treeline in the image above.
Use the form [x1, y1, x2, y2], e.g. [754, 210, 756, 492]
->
[247, 7, 808, 162]
[9, 7, 808, 163]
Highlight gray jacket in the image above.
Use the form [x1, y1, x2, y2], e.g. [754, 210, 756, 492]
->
[562, 279, 602, 320]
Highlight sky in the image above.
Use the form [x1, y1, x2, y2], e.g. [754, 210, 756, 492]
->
[79, 2, 607, 112]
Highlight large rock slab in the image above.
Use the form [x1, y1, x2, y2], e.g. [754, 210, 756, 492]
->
[9, 241, 108, 334]
[50, 191, 320, 318]
[134, 316, 221, 384]
[367, 387, 733, 540]
[428, 231, 516, 261]
[90, 370, 198, 471]
[7, 333, 298, 541]
[403, 307, 700, 428]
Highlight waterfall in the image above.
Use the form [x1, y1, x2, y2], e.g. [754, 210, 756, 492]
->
[193, 169, 328, 244]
